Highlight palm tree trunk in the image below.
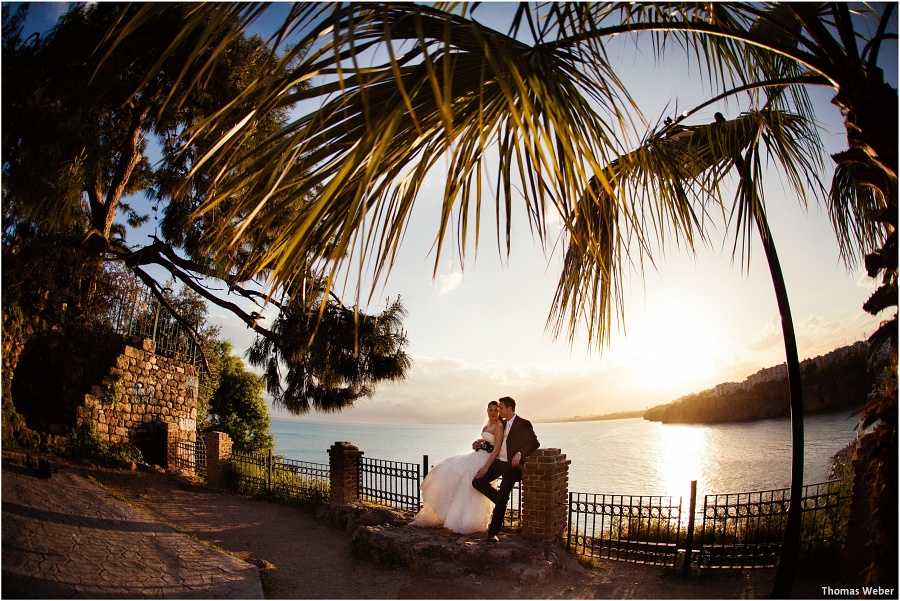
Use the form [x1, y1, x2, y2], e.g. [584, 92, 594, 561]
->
[755, 211, 805, 599]
[726, 134, 805, 596]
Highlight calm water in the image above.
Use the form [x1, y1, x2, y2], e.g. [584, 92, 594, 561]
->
[270, 411, 861, 502]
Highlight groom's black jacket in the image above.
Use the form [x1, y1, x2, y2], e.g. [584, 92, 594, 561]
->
[505, 415, 540, 463]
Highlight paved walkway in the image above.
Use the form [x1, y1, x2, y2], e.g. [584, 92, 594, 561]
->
[1, 458, 263, 599]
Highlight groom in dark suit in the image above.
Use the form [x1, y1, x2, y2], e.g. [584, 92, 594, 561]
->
[472, 396, 540, 541]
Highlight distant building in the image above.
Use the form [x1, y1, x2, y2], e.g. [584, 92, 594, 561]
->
[747, 363, 787, 386]
[715, 341, 871, 397]
[715, 382, 744, 396]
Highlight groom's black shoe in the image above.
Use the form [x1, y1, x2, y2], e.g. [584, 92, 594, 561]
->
[487, 535, 500, 543]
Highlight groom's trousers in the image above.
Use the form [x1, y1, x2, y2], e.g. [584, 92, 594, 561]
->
[472, 458, 520, 537]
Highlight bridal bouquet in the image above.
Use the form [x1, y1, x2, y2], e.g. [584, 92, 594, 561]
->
[475, 440, 494, 453]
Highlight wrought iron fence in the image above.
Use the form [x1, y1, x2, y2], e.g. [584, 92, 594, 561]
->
[171, 438, 206, 478]
[504, 480, 522, 529]
[697, 480, 843, 568]
[359, 457, 422, 511]
[567, 493, 684, 566]
[108, 284, 203, 367]
[214, 438, 846, 571]
[229, 450, 269, 494]
[228, 450, 330, 505]
[273, 457, 330, 504]
[567, 480, 845, 569]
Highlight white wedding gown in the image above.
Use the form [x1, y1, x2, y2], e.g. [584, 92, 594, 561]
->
[410, 430, 495, 534]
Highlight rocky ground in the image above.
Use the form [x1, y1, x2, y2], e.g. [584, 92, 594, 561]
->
[77, 462, 835, 599]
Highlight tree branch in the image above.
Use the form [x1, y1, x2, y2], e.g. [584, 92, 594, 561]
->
[122, 243, 277, 341]
[129, 265, 212, 374]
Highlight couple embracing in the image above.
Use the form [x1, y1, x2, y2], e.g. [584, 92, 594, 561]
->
[411, 397, 540, 541]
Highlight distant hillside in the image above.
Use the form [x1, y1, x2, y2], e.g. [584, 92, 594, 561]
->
[644, 342, 879, 424]
[542, 410, 646, 423]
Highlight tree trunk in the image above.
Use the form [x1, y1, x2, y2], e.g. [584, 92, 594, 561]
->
[726, 134, 806, 597]
[759, 211, 805, 599]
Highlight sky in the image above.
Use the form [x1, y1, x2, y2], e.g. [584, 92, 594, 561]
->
[247, 5, 890, 424]
[16, 3, 894, 425]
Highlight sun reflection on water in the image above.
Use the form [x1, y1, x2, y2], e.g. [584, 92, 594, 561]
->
[650, 423, 708, 502]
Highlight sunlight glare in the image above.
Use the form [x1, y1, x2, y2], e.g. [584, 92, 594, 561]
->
[622, 294, 723, 398]
[651, 424, 708, 501]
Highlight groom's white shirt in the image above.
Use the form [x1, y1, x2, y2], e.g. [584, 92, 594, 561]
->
[498, 414, 516, 461]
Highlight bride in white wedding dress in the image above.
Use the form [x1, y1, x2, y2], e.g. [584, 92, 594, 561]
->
[411, 401, 505, 534]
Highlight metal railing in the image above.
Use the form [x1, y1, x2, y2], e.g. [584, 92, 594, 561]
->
[359, 456, 421, 511]
[567, 480, 845, 569]
[697, 480, 843, 568]
[212, 440, 846, 570]
[504, 480, 522, 529]
[108, 285, 203, 367]
[568, 493, 684, 566]
[228, 450, 330, 505]
[171, 438, 206, 478]
[273, 456, 331, 504]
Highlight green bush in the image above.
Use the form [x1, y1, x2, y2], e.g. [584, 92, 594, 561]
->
[67, 422, 143, 466]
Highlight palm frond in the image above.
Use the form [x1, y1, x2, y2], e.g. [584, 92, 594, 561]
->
[96, 2, 889, 351]
[184, 4, 642, 304]
[549, 107, 826, 344]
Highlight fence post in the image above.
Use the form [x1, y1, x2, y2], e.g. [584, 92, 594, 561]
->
[328, 441, 363, 505]
[205, 431, 233, 489]
[267, 448, 274, 496]
[423, 455, 429, 478]
[682, 480, 698, 577]
[520, 448, 570, 541]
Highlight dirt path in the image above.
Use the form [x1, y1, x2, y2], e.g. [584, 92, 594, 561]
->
[83, 464, 787, 599]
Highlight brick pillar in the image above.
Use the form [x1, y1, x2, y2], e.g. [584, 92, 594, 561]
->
[165, 422, 180, 471]
[520, 448, 570, 541]
[205, 431, 233, 489]
[328, 441, 363, 504]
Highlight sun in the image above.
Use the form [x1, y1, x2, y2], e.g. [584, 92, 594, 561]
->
[621, 294, 723, 398]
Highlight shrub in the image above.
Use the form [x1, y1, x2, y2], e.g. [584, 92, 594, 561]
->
[67, 422, 143, 466]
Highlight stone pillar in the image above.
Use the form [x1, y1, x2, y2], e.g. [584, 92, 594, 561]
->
[205, 431, 233, 489]
[520, 447, 570, 541]
[328, 441, 363, 505]
[165, 422, 180, 471]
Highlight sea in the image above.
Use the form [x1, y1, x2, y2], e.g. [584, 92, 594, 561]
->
[269, 410, 862, 502]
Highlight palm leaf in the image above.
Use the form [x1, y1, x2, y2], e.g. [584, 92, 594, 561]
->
[549, 107, 825, 344]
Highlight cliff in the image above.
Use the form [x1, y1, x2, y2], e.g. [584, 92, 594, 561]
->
[644, 343, 875, 424]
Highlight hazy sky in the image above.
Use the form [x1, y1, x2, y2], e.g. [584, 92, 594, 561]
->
[17, 3, 892, 425]
[249, 5, 889, 425]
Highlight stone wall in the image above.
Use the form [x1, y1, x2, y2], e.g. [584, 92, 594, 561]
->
[76, 338, 198, 465]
